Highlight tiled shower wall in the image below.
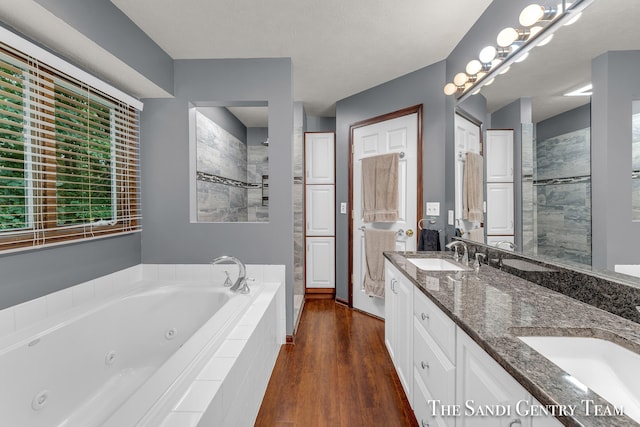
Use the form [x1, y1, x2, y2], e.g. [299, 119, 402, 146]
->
[247, 143, 269, 222]
[633, 110, 640, 221]
[293, 106, 304, 324]
[196, 111, 248, 222]
[534, 127, 592, 265]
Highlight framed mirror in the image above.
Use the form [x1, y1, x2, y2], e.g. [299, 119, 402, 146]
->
[188, 102, 269, 222]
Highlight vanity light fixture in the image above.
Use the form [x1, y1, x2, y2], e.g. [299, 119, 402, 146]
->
[443, 0, 593, 99]
[497, 27, 530, 48]
[519, 4, 558, 27]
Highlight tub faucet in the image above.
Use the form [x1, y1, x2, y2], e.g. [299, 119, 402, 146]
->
[210, 256, 250, 294]
[445, 241, 469, 265]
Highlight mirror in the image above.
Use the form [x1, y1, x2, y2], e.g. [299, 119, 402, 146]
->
[461, 0, 640, 278]
[188, 103, 269, 222]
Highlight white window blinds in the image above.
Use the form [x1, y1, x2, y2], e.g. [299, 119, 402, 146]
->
[0, 41, 141, 252]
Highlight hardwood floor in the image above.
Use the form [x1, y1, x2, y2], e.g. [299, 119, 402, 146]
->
[255, 299, 418, 427]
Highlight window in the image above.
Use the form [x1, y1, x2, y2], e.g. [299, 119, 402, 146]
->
[0, 42, 140, 251]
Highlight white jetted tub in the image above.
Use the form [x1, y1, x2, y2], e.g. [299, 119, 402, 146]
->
[0, 265, 284, 427]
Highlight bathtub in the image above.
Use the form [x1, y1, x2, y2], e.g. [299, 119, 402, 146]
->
[0, 265, 285, 427]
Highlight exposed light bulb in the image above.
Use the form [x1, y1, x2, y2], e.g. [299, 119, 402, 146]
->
[479, 46, 497, 64]
[453, 72, 469, 87]
[519, 4, 557, 27]
[497, 27, 519, 48]
[444, 83, 458, 96]
[466, 60, 483, 76]
[519, 4, 545, 26]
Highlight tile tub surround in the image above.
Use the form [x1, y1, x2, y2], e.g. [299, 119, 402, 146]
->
[384, 251, 640, 427]
[0, 263, 286, 427]
[452, 238, 640, 325]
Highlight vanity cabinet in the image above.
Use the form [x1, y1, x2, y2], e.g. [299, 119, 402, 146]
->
[413, 288, 456, 427]
[456, 327, 531, 427]
[384, 263, 413, 402]
[385, 260, 563, 427]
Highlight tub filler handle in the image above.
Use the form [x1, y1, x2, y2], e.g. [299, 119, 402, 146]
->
[211, 256, 250, 294]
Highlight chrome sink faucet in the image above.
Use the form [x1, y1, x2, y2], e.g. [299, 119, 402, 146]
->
[445, 241, 469, 265]
[210, 255, 250, 294]
[494, 241, 516, 250]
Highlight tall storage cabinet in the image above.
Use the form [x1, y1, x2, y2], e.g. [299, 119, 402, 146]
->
[304, 133, 336, 295]
[485, 130, 515, 247]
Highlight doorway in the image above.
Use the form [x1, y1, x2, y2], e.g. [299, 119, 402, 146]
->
[348, 105, 423, 318]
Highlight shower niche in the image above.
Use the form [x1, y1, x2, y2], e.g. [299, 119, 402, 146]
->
[188, 102, 269, 222]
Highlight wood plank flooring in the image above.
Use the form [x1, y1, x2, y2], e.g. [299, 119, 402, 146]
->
[255, 299, 418, 427]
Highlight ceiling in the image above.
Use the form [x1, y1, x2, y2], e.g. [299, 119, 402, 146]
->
[0, 0, 493, 118]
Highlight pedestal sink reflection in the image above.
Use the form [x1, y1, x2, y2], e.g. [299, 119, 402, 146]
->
[519, 336, 640, 422]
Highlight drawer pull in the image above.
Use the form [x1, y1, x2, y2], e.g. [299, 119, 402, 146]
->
[421, 421, 429, 427]
[508, 419, 522, 427]
[421, 312, 429, 321]
[421, 361, 429, 370]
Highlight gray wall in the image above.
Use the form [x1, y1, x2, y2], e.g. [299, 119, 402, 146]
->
[536, 104, 590, 142]
[335, 61, 447, 302]
[592, 50, 640, 270]
[33, 0, 173, 94]
[140, 58, 295, 333]
[0, 234, 140, 310]
[306, 116, 336, 132]
[199, 107, 248, 143]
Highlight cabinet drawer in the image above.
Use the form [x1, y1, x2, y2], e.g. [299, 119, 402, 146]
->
[414, 318, 455, 408]
[413, 368, 450, 427]
[414, 288, 456, 361]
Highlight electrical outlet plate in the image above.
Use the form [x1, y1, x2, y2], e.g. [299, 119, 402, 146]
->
[426, 202, 440, 216]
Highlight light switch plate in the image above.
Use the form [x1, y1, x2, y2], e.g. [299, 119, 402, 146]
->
[448, 210, 454, 225]
[426, 202, 440, 216]
[340, 202, 347, 214]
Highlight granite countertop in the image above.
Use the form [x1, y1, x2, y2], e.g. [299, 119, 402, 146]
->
[384, 251, 640, 427]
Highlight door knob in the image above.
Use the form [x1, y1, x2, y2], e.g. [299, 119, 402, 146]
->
[406, 229, 414, 237]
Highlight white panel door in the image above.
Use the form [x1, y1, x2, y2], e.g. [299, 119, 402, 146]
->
[306, 237, 335, 288]
[486, 130, 514, 182]
[486, 183, 514, 235]
[352, 112, 418, 318]
[305, 132, 335, 184]
[305, 185, 335, 235]
[454, 114, 481, 233]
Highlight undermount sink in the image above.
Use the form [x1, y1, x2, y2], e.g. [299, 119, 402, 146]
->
[408, 258, 467, 271]
[519, 336, 640, 423]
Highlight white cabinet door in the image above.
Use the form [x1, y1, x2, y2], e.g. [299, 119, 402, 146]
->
[486, 183, 514, 235]
[486, 130, 514, 182]
[456, 328, 531, 427]
[305, 237, 335, 288]
[305, 185, 335, 235]
[384, 262, 413, 404]
[305, 132, 335, 184]
[395, 272, 413, 402]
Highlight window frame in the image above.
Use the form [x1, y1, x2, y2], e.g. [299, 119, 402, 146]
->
[0, 46, 140, 252]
